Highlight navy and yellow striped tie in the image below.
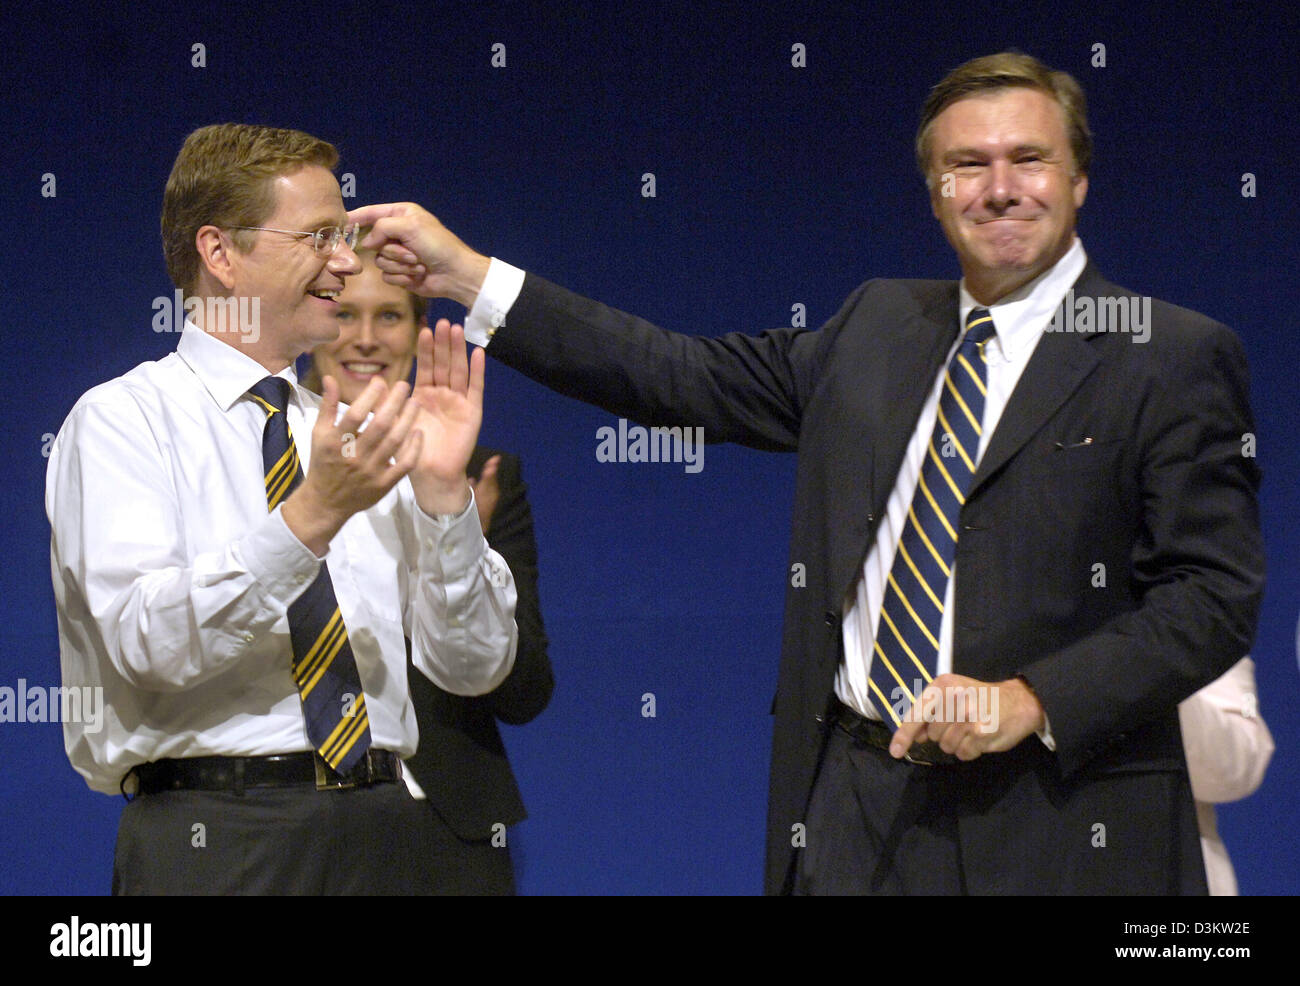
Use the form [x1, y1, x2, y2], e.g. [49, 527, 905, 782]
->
[867, 308, 996, 725]
[248, 376, 373, 773]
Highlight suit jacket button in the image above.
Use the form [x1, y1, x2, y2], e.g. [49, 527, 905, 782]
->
[824, 612, 836, 626]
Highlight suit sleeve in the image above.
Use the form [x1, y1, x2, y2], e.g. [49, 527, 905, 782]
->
[489, 273, 840, 451]
[1020, 321, 1265, 777]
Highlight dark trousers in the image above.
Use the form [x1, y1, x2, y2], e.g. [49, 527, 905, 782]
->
[793, 724, 966, 895]
[416, 799, 517, 896]
[113, 781, 513, 895]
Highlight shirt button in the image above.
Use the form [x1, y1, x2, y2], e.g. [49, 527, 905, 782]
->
[424, 537, 435, 551]
[241, 631, 255, 643]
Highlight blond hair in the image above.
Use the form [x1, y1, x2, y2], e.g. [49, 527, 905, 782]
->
[161, 123, 338, 292]
[916, 52, 1091, 181]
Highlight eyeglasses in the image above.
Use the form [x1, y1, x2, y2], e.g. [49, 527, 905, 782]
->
[224, 223, 360, 256]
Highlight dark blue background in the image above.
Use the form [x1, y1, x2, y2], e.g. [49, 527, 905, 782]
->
[2, 0, 1296, 895]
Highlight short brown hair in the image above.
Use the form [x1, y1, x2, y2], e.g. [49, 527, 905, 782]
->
[161, 123, 338, 292]
[916, 52, 1091, 181]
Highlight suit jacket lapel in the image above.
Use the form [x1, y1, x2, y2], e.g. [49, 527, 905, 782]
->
[869, 284, 962, 509]
[969, 264, 1111, 496]
[830, 284, 959, 604]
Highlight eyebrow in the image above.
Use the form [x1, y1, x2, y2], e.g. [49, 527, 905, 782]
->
[299, 214, 346, 231]
[941, 143, 1055, 162]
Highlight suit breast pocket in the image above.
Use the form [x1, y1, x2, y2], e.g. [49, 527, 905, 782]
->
[1039, 436, 1127, 475]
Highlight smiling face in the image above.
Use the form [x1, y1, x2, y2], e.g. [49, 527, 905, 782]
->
[309, 259, 420, 403]
[927, 86, 1087, 304]
[225, 164, 361, 366]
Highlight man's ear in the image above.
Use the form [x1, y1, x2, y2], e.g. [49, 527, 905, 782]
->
[195, 225, 239, 292]
[1072, 172, 1088, 210]
[927, 171, 947, 220]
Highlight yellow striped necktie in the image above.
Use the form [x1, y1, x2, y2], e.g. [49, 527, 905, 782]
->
[248, 376, 373, 772]
[867, 308, 996, 725]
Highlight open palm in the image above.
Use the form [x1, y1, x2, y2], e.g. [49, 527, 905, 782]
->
[408, 319, 484, 504]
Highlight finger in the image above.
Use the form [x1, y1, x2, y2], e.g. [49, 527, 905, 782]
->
[376, 243, 423, 268]
[432, 318, 452, 389]
[338, 375, 388, 435]
[360, 380, 411, 458]
[386, 426, 423, 482]
[317, 374, 341, 432]
[414, 326, 434, 391]
[467, 340, 485, 409]
[348, 203, 414, 239]
[955, 731, 984, 762]
[447, 322, 469, 394]
[379, 274, 418, 292]
[377, 398, 421, 465]
[373, 261, 423, 283]
[932, 721, 961, 754]
[890, 719, 926, 758]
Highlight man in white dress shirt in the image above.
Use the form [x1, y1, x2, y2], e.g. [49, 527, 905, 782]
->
[45, 124, 517, 894]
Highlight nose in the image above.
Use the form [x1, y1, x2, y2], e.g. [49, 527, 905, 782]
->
[355, 317, 378, 350]
[329, 241, 362, 276]
[983, 159, 1020, 211]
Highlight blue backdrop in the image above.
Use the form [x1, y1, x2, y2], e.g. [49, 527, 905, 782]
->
[2, 0, 1296, 895]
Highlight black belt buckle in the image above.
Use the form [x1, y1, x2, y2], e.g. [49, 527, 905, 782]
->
[314, 751, 364, 790]
[313, 750, 400, 790]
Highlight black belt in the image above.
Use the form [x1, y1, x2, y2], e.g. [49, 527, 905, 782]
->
[129, 749, 404, 795]
[831, 701, 960, 766]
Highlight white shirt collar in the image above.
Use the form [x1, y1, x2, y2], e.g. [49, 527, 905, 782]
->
[959, 237, 1088, 361]
[176, 322, 299, 412]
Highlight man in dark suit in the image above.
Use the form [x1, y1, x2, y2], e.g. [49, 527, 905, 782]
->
[349, 52, 1263, 894]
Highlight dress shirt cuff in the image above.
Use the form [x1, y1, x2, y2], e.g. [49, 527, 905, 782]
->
[413, 489, 503, 584]
[464, 258, 526, 347]
[1037, 712, 1057, 752]
[1014, 673, 1056, 752]
[239, 506, 324, 606]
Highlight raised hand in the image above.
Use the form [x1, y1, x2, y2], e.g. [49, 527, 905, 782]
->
[282, 374, 422, 555]
[406, 318, 486, 516]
